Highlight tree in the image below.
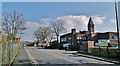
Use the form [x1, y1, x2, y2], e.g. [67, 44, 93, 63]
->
[33, 26, 53, 46]
[46, 33, 55, 43]
[52, 19, 66, 48]
[2, 11, 26, 41]
[33, 29, 40, 42]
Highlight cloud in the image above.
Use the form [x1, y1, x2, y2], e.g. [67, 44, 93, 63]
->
[92, 15, 106, 25]
[40, 18, 52, 27]
[25, 21, 40, 28]
[110, 19, 116, 23]
[55, 15, 89, 31]
[40, 15, 106, 32]
[22, 15, 106, 41]
[22, 21, 41, 41]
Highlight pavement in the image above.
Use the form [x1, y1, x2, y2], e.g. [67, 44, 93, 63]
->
[12, 46, 32, 66]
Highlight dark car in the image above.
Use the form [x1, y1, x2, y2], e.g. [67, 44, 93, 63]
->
[26, 42, 34, 46]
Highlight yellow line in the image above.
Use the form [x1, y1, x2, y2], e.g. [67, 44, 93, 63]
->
[24, 47, 39, 66]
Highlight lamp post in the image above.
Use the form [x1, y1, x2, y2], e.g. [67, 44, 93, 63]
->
[115, 1, 120, 57]
[20, 32, 24, 46]
[20, 32, 24, 39]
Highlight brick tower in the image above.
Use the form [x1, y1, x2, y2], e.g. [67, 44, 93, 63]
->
[88, 17, 94, 34]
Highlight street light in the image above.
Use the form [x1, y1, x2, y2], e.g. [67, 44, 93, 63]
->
[20, 32, 24, 47]
[20, 32, 24, 39]
[115, 1, 120, 57]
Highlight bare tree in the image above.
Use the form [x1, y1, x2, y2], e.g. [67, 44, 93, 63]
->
[33, 26, 53, 45]
[52, 19, 66, 47]
[2, 11, 26, 41]
[33, 29, 40, 42]
[46, 33, 55, 43]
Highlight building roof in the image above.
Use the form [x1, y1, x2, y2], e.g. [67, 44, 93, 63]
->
[76, 33, 85, 37]
[88, 17, 94, 26]
[60, 32, 86, 37]
[60, 33, 72, 37]
[79, 31, 89, 34]
[95, 32, 117, 34]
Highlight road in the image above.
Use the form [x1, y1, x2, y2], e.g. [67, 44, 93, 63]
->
[25, 46, 114, 64]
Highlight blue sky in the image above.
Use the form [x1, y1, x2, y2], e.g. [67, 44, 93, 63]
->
[2, 2, 118, 41]
[2, 2, 115, 22]
[2, 0, 120, 2]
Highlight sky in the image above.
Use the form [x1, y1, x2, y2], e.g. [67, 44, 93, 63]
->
[1, 2, 118, 41]
[1, 0, 120, 2]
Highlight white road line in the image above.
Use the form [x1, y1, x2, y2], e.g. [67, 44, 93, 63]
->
[24, 47, 39, 66]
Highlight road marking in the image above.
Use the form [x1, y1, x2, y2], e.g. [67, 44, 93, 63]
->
[24, 47, 39, 66]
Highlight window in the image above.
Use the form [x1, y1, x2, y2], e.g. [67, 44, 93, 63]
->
[82, 37, 86, 40]
[111, 36, 118, 40]
[61, 38, 64, 42]
[77, 37, 79, 39]
[77, 37, 81, 39]
[80, 37, 81, 39]
[64, 37, 67, 41]
[61, 37, 67, 42]
[77, 41, 80, 43]
[68, 37, 71, 40]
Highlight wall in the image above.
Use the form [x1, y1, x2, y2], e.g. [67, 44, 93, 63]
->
[82, 41, 94, 53]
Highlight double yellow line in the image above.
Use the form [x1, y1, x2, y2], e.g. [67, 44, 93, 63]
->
[24, 47, 39, 66]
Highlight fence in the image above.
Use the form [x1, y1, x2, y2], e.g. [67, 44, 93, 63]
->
[2, 41, 20, 65]
[0, 44, 2, 66]
[88, 47, 118, 57]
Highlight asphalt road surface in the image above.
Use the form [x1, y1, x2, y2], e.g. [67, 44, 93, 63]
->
[25, 46, 115, 65]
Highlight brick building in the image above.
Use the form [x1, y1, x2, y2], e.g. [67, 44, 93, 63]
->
[60, 29, 88, 50]
[60, 17, 93, 50]
[92, 32, 118, 47]
[60, 17, 118, 51]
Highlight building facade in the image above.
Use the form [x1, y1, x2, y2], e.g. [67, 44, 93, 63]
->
[60, 17, 118, 51]
[60, 29, 88, 50]
[91, 32, 118, 47]
[60, 17, 92, 50]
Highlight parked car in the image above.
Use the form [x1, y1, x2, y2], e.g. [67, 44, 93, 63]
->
[26, 42, 34, 46]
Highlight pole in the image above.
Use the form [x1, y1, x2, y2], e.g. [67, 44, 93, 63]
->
[115, 1, 120, 57]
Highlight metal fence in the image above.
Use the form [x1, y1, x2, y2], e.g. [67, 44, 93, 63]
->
[88, 47, 118, 57]
[2, 41, 20, 65]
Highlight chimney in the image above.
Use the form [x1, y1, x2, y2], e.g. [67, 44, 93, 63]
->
[71, 29, 76, 34]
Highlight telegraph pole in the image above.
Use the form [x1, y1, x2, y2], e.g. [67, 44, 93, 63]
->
[115, 1, 120, 57]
